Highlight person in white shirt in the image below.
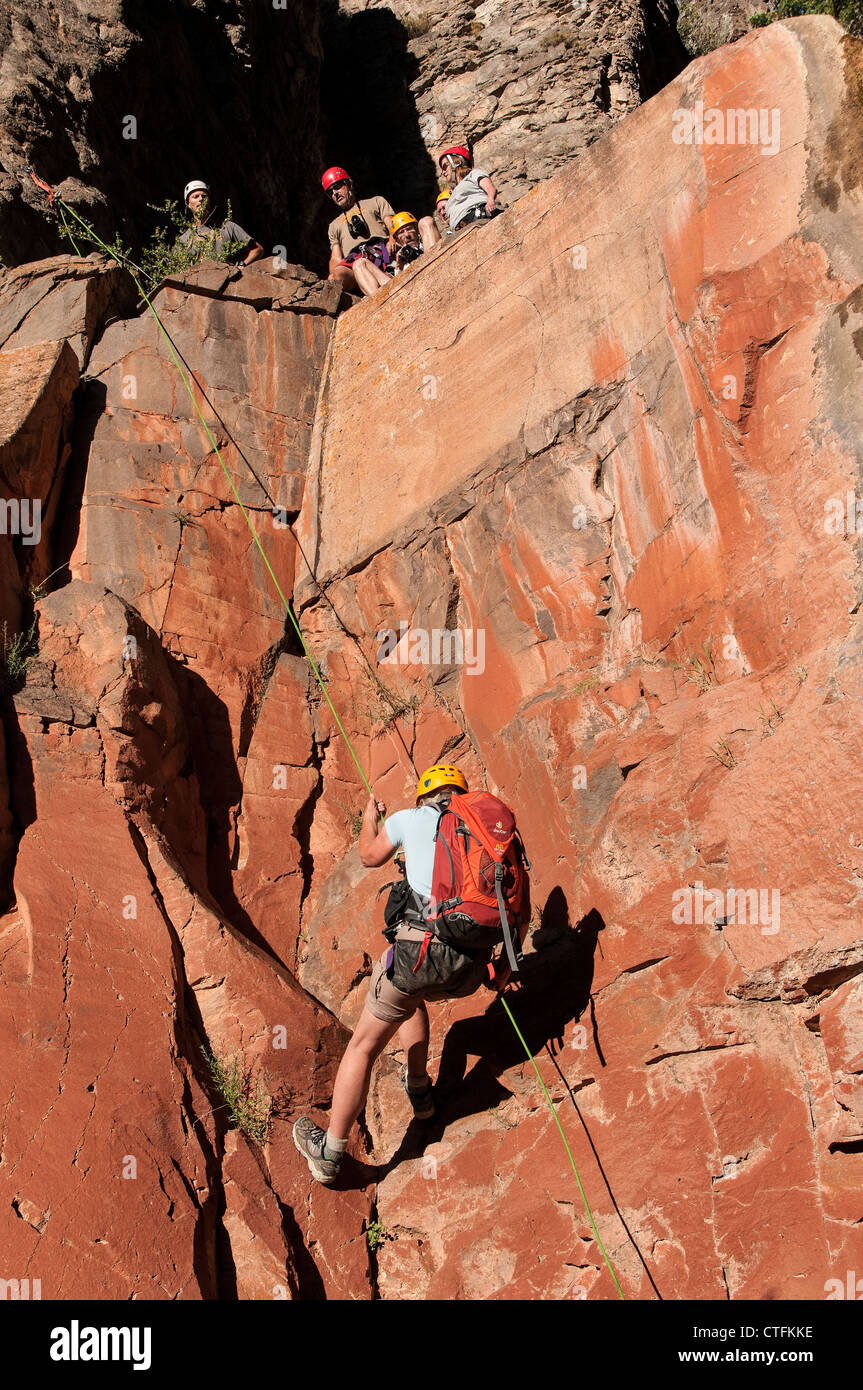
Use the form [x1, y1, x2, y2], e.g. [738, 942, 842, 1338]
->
[292, 763, 515, 1184]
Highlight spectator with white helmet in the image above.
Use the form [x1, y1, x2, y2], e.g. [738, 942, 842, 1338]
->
[178, 180, 264, 266]
[438, 146, 498, 233]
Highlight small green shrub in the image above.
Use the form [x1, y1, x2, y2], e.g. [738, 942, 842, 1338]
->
[138, 199, 242, 288]
[366, 674, 421, 730]
[749, 0, 863, 35]
[366, 1219, 391, 1252]
[55, 197, 243, 294]
[0, 618, 39, 695]
[202, 1047, 272, 1146]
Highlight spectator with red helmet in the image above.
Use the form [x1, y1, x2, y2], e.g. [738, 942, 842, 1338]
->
[321, 166, 396, 297]
[438, 146, 499, 233]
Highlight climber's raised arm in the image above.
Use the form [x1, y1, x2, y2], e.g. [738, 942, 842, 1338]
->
[359, 796, 394, 868]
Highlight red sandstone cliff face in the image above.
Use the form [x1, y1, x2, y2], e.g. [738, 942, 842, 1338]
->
[296, 15, 863, 1298]
[1, 17, 863, 1301]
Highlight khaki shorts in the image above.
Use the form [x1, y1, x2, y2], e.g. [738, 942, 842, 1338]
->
[364, 923, 492, 1025]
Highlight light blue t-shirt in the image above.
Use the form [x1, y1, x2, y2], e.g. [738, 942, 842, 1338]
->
[384, 805, 442, 898]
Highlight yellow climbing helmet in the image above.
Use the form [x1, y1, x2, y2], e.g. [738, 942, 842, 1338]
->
[390, 211, 418, 234]
[416, 763, 468, 802]
[435, 188, 450, 204]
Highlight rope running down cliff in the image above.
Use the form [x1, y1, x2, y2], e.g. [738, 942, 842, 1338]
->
[29, 176, 626, 1300]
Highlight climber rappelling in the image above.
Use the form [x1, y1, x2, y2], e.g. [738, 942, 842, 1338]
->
[292, 762, 531, 1185]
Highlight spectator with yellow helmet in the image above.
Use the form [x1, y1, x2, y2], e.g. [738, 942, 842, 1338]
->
[390, 208, 440, 273]
[435, 187, 452, 232]
[343, 207, 442, 294]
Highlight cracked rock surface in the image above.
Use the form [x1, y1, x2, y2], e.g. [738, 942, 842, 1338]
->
[1, 18, 863, 1301]
[294, 18, 863, 1298]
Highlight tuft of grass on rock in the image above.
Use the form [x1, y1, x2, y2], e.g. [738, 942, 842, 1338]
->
[710, 737, 736, 769]
[404, 12, 433, 37]
[0, 618, 39, 695]
[202, 1046, 272, 1146]
[573, 673, 601, 695]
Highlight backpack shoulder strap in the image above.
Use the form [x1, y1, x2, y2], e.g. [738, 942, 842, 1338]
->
[495, 863, 522, 975]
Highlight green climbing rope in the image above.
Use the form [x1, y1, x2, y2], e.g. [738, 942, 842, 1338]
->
[499, 994, 625, 1298]
[50, 190, 373, 802]
[33, 178, 627, 1299]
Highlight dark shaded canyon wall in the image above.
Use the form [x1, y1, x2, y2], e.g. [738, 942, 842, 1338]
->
[0, 0, 327, 270]
[321, 0, 689, 215]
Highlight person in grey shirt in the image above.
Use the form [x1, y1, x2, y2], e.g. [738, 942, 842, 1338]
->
[178, 179, 264, 265]
[438, 145, 498, 232]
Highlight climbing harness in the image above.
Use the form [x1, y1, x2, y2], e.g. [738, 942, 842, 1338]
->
[27, 173, 627, 1299]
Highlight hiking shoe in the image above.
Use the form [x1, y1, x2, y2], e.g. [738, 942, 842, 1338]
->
[401, 1066, 436, 1121]
[292, 1117, 342, 1185]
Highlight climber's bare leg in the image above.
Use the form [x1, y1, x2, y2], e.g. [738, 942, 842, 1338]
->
[419, 216, 441, 250]
[326, 1000, 430, 1139]
[399, 1001, 430, 1079]
[327, 1009, 401, 1139]
[329, 263, 358, 293]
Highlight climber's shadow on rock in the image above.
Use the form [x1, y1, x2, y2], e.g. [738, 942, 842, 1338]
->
[378, 891, 605, 1175]
[437, 894, 604, 1118]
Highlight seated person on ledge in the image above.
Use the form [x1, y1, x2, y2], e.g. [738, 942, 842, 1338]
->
[322, 166, 396, 298]
[438, 146, 498, 233]
[355, 210, 441, 293]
